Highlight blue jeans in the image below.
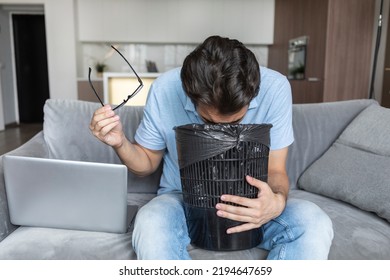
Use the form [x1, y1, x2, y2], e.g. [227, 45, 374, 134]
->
[132, 193, 334, 260]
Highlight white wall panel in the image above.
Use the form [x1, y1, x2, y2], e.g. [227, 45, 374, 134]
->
[77, 0, 275, 44]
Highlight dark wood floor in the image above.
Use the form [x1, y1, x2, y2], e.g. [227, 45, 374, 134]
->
[0, 123, 43, 155]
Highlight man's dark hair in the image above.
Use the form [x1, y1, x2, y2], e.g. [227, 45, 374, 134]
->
[181, 35, 260, 115]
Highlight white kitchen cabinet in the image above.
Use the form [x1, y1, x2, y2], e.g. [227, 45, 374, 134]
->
[77, 0, 274, 44]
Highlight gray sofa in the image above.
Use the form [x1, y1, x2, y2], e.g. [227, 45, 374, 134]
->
[0, 98, 389, 259]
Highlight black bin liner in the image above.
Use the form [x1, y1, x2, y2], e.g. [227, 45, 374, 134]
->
[175, 123, 272, 251]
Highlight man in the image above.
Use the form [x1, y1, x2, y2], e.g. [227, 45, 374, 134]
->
[90, 35, 333, 259]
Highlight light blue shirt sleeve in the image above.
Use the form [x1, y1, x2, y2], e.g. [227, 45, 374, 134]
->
[265, 76, 294, 150]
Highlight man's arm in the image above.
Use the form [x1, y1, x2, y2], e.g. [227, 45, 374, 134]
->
[215, 147, 289, 234]
[266, 147, 290, 201]
[90, 105, 164, 177]
[114, 139, 164, 177]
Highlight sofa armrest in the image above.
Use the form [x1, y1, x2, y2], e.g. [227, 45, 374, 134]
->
[0, 132, 48, 242]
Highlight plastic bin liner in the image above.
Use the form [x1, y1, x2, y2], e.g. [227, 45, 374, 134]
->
[174, 123, 272, 251]
[175, 124, 272, 169]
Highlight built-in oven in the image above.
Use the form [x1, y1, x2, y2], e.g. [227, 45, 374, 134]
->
[288, 36, 308, 80]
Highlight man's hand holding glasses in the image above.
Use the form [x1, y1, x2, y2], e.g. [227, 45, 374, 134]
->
[89, 45, 143, 149]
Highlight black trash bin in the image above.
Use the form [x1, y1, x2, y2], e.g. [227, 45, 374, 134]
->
[175, 123, 272, 251]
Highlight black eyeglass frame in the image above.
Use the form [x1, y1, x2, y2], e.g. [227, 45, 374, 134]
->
[88, 45, 144, 110]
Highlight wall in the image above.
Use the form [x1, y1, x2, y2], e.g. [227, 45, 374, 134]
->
[0, 0, 274, 125]
[0, 0, 77, 124]
[81, 43, 269, 80]
[76, 0, 274, 44]
[44, 0, 77, 100]
[0, 6, 15, 124]
[76, 0, 274, 78]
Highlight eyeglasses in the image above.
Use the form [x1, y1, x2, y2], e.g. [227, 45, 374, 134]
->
[88, 45, 143, 110]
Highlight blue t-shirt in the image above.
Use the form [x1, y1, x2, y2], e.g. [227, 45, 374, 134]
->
[135, 66, 294, 194]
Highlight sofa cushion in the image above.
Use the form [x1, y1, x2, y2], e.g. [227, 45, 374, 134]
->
[43, 99, 161, 193]
[0, 226, 135, 260]
[44, 99, 143, 164]
[0, 193, 155, 260]
[289, 190, 390, 260]
[287, 99, 377, 190]
[298, 104, 390, 222]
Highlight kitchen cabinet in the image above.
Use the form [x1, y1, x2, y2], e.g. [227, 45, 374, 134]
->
[77, 0, 275, 44]
[381, 2, 390, 108]
[0, 62, 5, 131]
[269, 0, 375, 103]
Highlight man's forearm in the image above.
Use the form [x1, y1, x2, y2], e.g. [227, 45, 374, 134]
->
[114, 139, 163, 177]
[267, 171, 290, 201]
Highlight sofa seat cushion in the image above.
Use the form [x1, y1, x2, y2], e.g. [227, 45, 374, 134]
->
[188, 245, 268, 260]
[0, 226, 269, 260]
[289, 190, 390, 260]
[0, 226, 135, 260]
[0, 194, 155, 260]
[298, 104, 390, 222]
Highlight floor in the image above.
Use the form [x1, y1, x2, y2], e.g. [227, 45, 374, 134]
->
[0, 123, 43, 155]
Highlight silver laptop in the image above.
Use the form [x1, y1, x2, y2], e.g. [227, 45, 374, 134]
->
[3, 155, 137, 234]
